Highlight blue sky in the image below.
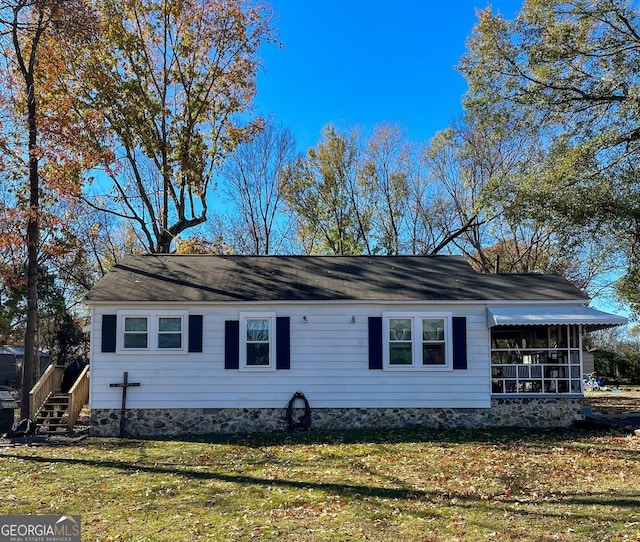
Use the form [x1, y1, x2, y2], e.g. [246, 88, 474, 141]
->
[248, 1, 630, 318]
[252, 1, 523, 152]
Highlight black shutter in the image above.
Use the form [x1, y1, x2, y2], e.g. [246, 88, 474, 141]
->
[452, 316, 467, 370]
[101, 314, 117, 353]
[188, 315, 203, 353]
[224, 320, 240, 369]
[368, 316, 383, 370]
[276, 317, 290, 369]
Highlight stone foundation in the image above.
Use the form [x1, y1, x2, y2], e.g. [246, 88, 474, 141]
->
[90, 397, 584, 437]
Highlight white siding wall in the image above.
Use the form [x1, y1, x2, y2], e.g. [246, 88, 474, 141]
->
[90, 302, 491, 410]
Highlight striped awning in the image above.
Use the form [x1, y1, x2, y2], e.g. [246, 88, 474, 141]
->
[487, 306, 627, 331]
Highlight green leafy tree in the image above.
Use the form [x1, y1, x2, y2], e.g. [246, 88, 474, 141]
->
[423, 109, 615, 294]
[459, 0, 640, 312]
[0, 263, 67, 355]
[49, 312, 87, 368]
[589, 327, 640, 384]
[281, 125, 372, 255]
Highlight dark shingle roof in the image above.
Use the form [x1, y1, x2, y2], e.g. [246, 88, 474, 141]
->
[85, 254, 588, 303]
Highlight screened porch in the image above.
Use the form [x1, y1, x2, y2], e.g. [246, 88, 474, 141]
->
[487, 306, 627, 396]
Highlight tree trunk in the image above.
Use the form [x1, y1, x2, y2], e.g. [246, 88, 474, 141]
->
[22, 220, 38, 419]
[20, 73, 39, 420]
[156, 232, 172, 254]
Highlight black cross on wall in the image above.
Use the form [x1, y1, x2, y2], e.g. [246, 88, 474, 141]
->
[109, 371, 140, 437]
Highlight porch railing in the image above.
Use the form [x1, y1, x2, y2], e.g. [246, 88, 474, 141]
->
[67, 365, 90, 431]
[491, 363, 582, 394]
[29, 364, 64, 418]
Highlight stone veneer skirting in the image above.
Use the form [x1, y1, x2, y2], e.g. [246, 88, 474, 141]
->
[90, 397, 584, 437]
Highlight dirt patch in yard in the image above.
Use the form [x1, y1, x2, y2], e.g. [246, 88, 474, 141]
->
[583, 389, 640, 414]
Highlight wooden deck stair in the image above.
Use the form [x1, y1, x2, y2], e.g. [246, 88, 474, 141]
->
[29, 364, 90, 434]
[35, 393, 71, 433]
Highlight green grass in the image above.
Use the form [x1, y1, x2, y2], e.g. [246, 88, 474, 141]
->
[1, 427, 639, 541]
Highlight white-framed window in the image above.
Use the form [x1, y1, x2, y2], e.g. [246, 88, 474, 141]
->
[123, 316, 148, 349]
[239, 312, 276, 371]
[157, 316, 183, 349]
[383, 312, 452, 370]
[118, 310, 187, 353]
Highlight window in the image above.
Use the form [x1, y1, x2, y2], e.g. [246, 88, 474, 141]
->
[123, 317, 148, 349]
[422, 318, 446, 365]
[158, 317, 182, 349]
[246, 318, 270, 365]
[490, 325, 582, 395]
[118, 311, 187, 353]
[384, 313, 452, 370]
[389, 318, 412, 365]
[240, 313, 276, 370]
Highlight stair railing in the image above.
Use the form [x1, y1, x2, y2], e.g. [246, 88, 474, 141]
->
[67, 365, 90, 431]
[29, 364, 64, 419]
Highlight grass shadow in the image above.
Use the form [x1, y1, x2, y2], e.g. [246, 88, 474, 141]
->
[135, 424, 632, 448]
[4, 448, 639, 517]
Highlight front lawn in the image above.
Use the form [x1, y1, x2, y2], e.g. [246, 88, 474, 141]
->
[583, 389, 640, 414]
[1, 427, 639, 541]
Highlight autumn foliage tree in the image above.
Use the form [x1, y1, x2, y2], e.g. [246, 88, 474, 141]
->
[59, 0, 275, 254]
[0, 0, 97, 417]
